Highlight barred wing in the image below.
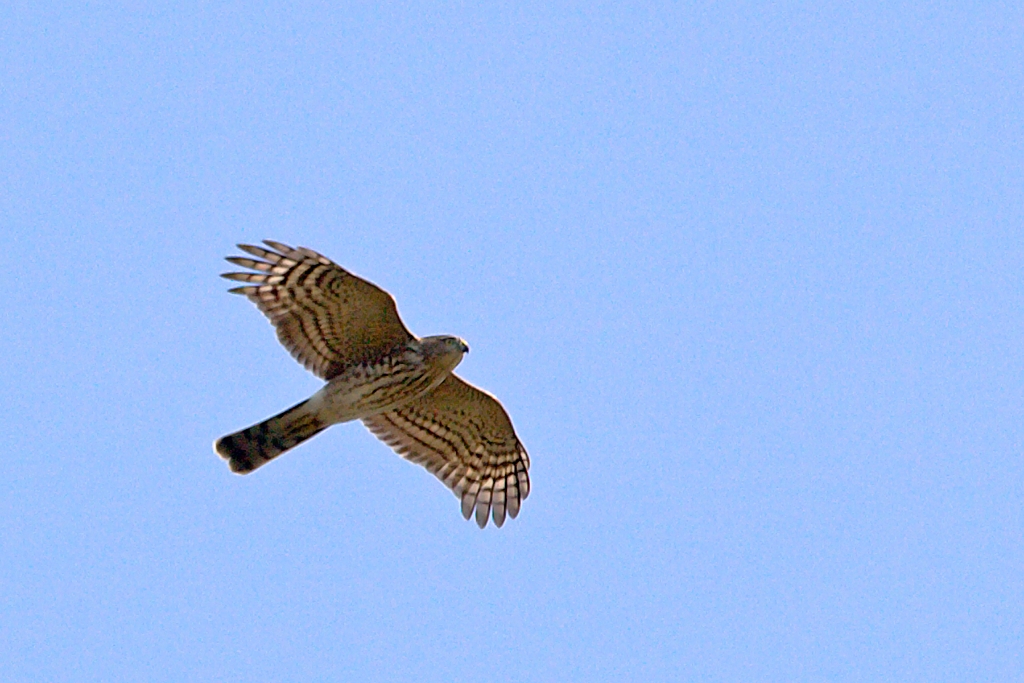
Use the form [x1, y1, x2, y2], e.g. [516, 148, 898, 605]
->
[222, 241, 413, 380]
[362, 374, 531, 528]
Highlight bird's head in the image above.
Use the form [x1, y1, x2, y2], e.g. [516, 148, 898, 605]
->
[420, 335, 469, 372]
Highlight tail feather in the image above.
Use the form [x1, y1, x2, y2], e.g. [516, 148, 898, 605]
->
[215, 399, 327, 473]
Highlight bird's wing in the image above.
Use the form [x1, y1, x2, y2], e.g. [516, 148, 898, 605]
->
[362, 374, 530, 528]
[222, 240, 414, 380]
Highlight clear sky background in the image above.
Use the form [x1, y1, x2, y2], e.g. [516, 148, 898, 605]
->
[2, 2, 1023, 681]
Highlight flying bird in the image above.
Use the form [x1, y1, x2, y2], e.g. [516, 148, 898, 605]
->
[215, 241, 530, 528]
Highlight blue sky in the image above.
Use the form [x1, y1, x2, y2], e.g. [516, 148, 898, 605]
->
[2, 2, 1023, 680]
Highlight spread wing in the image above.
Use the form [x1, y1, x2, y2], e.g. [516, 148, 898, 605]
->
[222, 241, 414, 380]
[362, 374, 531, 528]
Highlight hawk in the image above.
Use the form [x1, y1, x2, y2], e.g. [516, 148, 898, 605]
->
[214, 241, 530, 528]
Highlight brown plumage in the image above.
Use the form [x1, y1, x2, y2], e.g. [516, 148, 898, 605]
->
[215, 240, 530, 528]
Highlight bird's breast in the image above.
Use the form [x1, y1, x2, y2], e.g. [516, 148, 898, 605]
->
[313, 352, 449, 424]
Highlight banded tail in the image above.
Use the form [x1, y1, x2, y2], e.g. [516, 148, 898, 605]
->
[215, 399, 328, 473]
